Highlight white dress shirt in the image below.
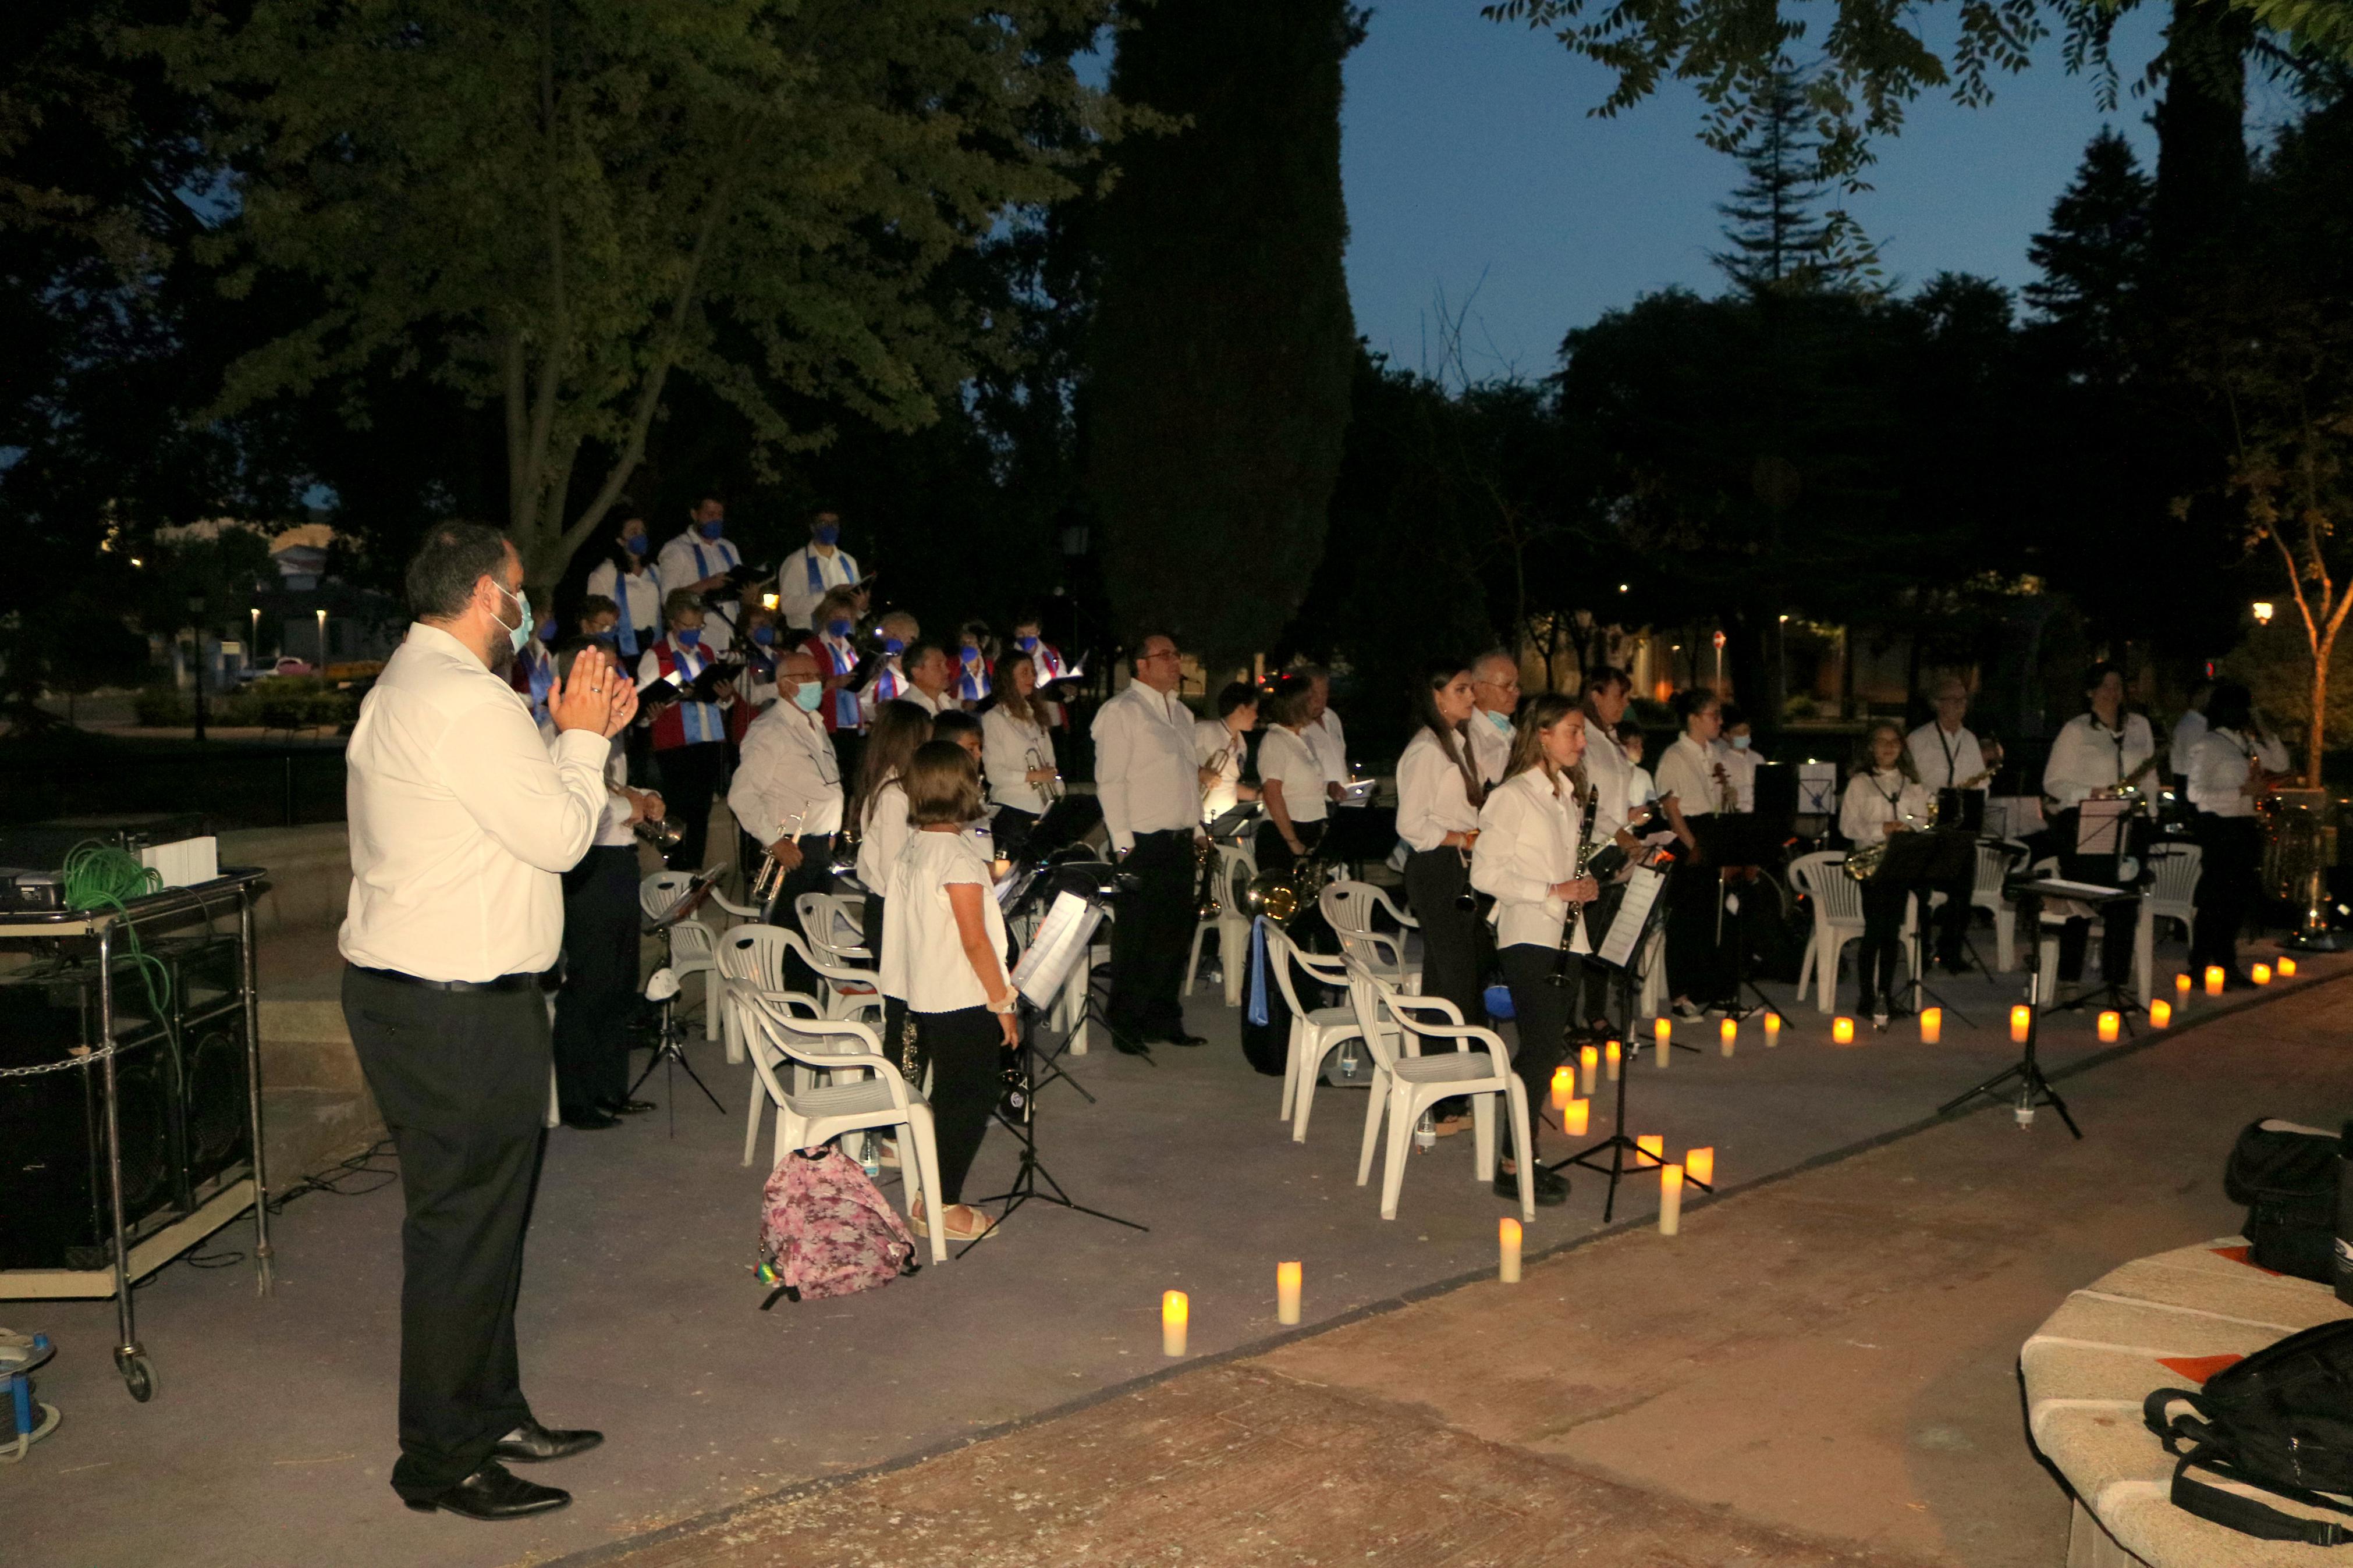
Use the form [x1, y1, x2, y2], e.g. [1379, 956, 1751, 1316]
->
[2042, 712, 2156, 809]
[1304, 710, 1350, 789]
[339, 623, 609, 982]
[1654, 734, 1727, 818]
[899, 685, 949, 717]
[2171, 709, 2209, 773]
[1713, 739, 1759, 812]
[881, 829, 1009, 1012]
[594, 737, 637, 848]
[1257, 726, 1330, 827]
[1471, 768, 1591, 955]
[1580, 718, 1632, 843]
[1626, 765, 1657, 810]
[854, 779, 912, 896]
[1091, 681, 1198, 853]
[1906, 720, 1988, 789]
[728, 702, 845, 845]
[1394, 727, 1483, 852]
[1467, 707, 1513, 785]
[653, 530, 743, 652]
[1841, 768, 1933, 846]
[1194, 717, 1246, 822]
[2186, 727, 2290, 817]
[775, 543, 861, 631]
[982, 706, 1053, 815]
[583, 558, 665, 649]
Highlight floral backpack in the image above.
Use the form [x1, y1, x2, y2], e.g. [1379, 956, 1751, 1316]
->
[757, 1146, 920, 1306]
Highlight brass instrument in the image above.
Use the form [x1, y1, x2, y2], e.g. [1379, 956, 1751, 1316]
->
[1200, 744, 1233, 807]
[748, 812, 808, 905]
[1244, 849, 1330, 926]
[1196, 836, 1221, 919]
[1844, 791, 1941, 883]
[1026, 740, 1064, 805]
[633, 815, 683, 853]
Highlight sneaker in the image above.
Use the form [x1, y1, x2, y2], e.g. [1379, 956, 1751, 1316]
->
[1713, 1000, 1756, 1021]
[1671, 998, 1708, 1022]
[1872, 1005, 1890, 1030]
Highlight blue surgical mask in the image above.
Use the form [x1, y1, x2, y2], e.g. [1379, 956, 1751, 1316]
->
[751, 625, 776, 647]
[675, 628, 702, 649]
[698, 518, 724, 541]
[1016, 634, 1037, 652]
[1484, 709, 1511, 734]
[492, 585, 531, 655]
[883, 637, 905, 656]
[537, 618, 559, 645]
[793, 680, 825, 712]
[624, 533, 649, 556]
[828, 618, 853, 638]
[1731, 734, 1751, 751]
[812, 524, 840, 546]
[963, 646, 982, 664]
[589, 630, 617, 648]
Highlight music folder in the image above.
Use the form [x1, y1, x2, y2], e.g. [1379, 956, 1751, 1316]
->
[1595, 864, 1666, 969]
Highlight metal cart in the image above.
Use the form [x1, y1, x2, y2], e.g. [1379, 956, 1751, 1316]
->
[0, 869, 273, 1401]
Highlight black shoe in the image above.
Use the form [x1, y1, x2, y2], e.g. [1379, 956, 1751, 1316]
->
[1108, 1028, 1155, 1057]
[1937, 954, 1974, 975]
[403, 1461, 570, 1520]
[1496, 1164, 1570, 1206]
[1156, 1032, 1208, 1047]
[597, 1098, 656, 1117]
[491, 1417, 604, 1464]
[560, 1111, 620, 1131]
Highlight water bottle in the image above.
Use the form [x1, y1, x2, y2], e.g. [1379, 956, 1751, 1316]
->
[1414, 1111, 1436, 1153]
[1337, 1042, 1360, 1082]
[857, 1131, 881, 1179]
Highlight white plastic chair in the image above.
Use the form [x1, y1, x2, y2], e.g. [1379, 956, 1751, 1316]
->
[1320, 880, 1421, 995]
[775, 928, 884, 1025]
[1210, 840, 1259, 1005]
[641, 870, 722, 1040]
[1340, 956, 1534, 1222]
[1264, 925, 1372, 1143]
[734, 993, 946, 1265]
[1970, 839, 2029, 971]
[2135, 842, 2202, 1004]
[1790, 852, 1862, 1013]
[795, 891, 871, 965]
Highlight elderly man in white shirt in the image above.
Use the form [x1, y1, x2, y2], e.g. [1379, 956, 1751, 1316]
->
[339, 523, 634, 1521]
[1301, 667, 1351, 796]
[729, 645, 846, 987]
[1092, 631, 1204, 1053]
[1467, 650, 1520, 785]
[1905, 675, 1999, 971]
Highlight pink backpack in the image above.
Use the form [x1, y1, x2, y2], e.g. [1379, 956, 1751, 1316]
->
[758, 1146, 920, 1305]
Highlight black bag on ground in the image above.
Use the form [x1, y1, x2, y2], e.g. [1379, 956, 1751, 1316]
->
[2145, 1320, 2353, 1546]
[2226, 1118, 2342, 1283]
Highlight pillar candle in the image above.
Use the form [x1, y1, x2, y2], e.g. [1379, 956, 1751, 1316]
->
[1659, 1164, 1684, 1236]
[1765, 1011, 1781, 1045]
[2010, 1004, 2032, 1044]
[1580, 1044, 1599, 1095]
[2205, 965, 2225, 997]
[2175, 972, 2194, 1004]
[1832, 1015, 1855, 1045]
[1605, 1040, 1621, 1081]
[2279, 957, 2298, 977]
[1919, 1007, 1941, 1045]
[1685, 1146, 1715, 1186]
[2150, 998, 2172, 1028]
[1653, 1016, 1672, 1051]
[2252, 962, 2273, 986]
[2097, 1010, 2120, 1043]
[1276, 1262, 1301, 1326]
[1564, 1098, 1589, 1137]
[1550, 1064, 1573, 1112]
[1162, 1290, 1188, 1357]
[1637, 1133, 1663, 1168]
[1719, 1017, 1737, 1056]
[1499, 1217, 1522, 1283]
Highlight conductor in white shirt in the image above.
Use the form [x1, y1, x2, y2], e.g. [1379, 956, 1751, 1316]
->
[339, 524, 636, 1521]
[1092, 632, 1205, 1052]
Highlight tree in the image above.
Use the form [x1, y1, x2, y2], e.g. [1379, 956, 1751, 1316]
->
[1712, 65, 1883, 295]
[1087, 0, 1361, 664]
[151, 0, 1115, 598]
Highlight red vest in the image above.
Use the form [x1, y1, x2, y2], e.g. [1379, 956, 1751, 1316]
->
[647, 639, 725, 751]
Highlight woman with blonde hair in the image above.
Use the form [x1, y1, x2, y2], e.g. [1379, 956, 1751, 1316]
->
[1839, 719, 1932, 1027]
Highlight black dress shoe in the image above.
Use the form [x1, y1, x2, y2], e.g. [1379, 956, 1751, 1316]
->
[1108, 1030, 1155, 1057]
[560, 1111, 620, 1130]
[597, 1098, 656, 1117]
[1495, 1165, 1570, 1206]
[1157, 1032, 1208, 1047]
[403, 1461, 570, 1520]
[491, 1416, 604, 1464]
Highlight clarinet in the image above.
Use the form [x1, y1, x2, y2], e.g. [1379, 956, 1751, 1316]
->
[1548, 781, 1601, 987]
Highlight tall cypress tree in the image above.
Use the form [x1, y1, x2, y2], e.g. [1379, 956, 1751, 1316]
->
[1710, 65, 1883, 297]
[1088, 0, 1361, 664]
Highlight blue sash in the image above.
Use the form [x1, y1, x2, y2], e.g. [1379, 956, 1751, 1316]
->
[805, 550, 825, 595]
[1247, 919, 1272, 1026]
[616, 570, 641, 657]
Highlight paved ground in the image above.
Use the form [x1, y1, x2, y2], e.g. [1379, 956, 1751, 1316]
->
[4, 927, 2342, 1568]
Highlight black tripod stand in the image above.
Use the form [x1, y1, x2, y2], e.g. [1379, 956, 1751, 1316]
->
[627, 969, 726, 1134]
[963, 1002, 1147, 1257]
[1937, 969, 2081, 1137]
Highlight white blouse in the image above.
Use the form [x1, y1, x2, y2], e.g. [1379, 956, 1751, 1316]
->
[1840, 769, 1933, 847]
[1394, 726, 1484, 852]
[1654, 734, 1727, 818]
[981, 706, 1053, 815]
[1470, 768, 1591, 955]
[880, 829, 1009, 1012]
[2185, 727, 2290, 817]
[1258, 726, 1329, 825]
[1195, 717, 1246, 822]
[2042, 712, 2157, 809]
[854, 778, 912, 896]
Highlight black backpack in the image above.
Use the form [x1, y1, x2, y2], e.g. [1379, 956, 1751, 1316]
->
[2145, 1319, 2353, 1546]
[2225, 1119, 2341, 1284]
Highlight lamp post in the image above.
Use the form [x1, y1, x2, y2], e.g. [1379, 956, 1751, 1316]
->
[315, 607, 329, 669]
[250, 606, 261, 670]
[189, 594, 209, 744]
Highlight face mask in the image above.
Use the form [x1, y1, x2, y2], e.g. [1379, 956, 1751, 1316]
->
[1484, 709, 1512, 734]
[698, 518, 724, 541]
[675, 628, 702, 649]
[491, 584, 531, 655]
[812, 524, 840, 546]
[1016, 634, 1037, 652]
[828, 618, 853, 638]
[883, 637, 905, 656]
[751, 625, 776, 647]
[537, 618, 559, 645]
[1731, 734, 1751, 751]
[589, 630, 616, 647]
[962, 646, 981, 664]
[624, 533, 649, 556]
[793, 680, 825, 712]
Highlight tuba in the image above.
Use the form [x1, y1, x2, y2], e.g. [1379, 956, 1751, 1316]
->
[1244, 850, 1330, 926]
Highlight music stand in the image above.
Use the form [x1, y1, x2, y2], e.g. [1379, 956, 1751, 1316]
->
[1936, 963, 2081, 1138]
[1871, 829, 1981, 1026]
[1696, 813, 1790, 1031]
[627, 966, 726, 1130]
[2036, 834, 2148, 1028]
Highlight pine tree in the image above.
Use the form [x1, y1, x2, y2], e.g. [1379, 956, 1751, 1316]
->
[1710, 66, 1883, 296]
[1086, 0, 1362, 664]
[2023, 130, 2153, 373]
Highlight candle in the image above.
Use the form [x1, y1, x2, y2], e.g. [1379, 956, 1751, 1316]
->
[1162, 1290, 1188, 1357]
[1550, 1064, 1573, 1112]
[2252, 963, 2273, 986]
[1653, 1016, 1672, 1051]
[1919, 1007, 1941, 1045]
[1580, 1044, 1599, 1094]
[1276, 1261, 1301, 1325]
[1564, 1098, 1589, 1137]
[2176, 972, 2194, 1005]
[1637, 1133, 1663, 1168]
[2097, 1009, 2120, 1043]
[2205, 965, 2225, 997]
[1685, 1146, 1715, 1186]
[1765, 1011, 1781, 1045]
[1605, 1040, 1621, 1081]
[1499, 1217, 1522, 1283]
[2280, 957, 2298, 977]
[1832, 1015, 1854, 1045]
[2010, 1004, 2032, 1044]
[2150, 998, 2172, 1028]
[1659, 1164, 1684, 1236]
[1719, 1017, 1737, 1055]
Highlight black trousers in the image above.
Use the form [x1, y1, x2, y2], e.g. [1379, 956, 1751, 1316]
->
[554, 845, 640, 1118]
[1926, 868, 1974, 965]
[1499, 943, 1574, 1163]
[740, 829, 837, 994]
[341, 967, 549, 1499]
[916, 1005, 1005, 1203]
[1106, 827, 1195, 1040]
[655, 740, 727, 870]
[1857, 877, 1912, 1007]
[1237, 821, 1335, 1074]
[2192, 813, 2263, 977]
[1665, 860, 1731, 1005]
[1403, 848, 1486, 1026]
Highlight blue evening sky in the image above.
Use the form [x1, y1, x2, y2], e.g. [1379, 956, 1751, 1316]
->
[1336, 3, 2292, 381]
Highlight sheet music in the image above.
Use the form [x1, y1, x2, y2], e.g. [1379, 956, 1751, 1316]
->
[1012, 890, 1103, 1007]
[1795, 762, 1839, 816]
[1596, 865, 1666, 968]
[2027, 876, 2130, 899]
[2074, 798, 2129, 856]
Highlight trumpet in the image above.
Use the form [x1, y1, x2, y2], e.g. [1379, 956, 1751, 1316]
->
[748, 812, 808, 905]
[633, 816, 683, 852]
[1027, 742, 1064, 805]
[1199, 745, 1232, 806]
[1196, 835, 1221, 920]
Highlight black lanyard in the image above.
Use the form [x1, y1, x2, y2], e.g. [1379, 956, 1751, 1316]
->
[1871, 773, 1904, 812]
[2092, 716, 2127, 780]
[1936, 727, 1961, 784]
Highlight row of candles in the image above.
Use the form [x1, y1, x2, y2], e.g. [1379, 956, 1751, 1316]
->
[1821, 959, 2298, 1047]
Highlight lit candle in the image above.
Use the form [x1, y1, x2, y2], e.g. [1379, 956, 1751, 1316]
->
[1765, 1011, 1781, 1045]
[1832, 1016, 1854, 1045]
[2252, 963, 2273, 986]
[1685, 1146, 1715, 1186]
[2175, 972, 2194, 1005]
[2150, 998, 2172, 1028]
[1564, 1098, 1589, 1137]
[1499, 1217, 1522, 1283]
[1919, 1007, 1941, 1045]
[1605, 1040, 1621, 1080]
[2011, 1004, 2032, 1044]
[1162, 1290, 1188, 1357]
[1580, 1044, 1598, 1095]
[1550, 1064, 1573, 1112]
[1659, 1164, 1684, 1236]
[1653, 1016, 1672, 1051]
[1276, 1261, 1301, 1325]
[2280, 957, 2298, 977]
[2205, 966, 2225, 997]
[2098, 1009, 2120, 1043]
[1637, 1133, 1663, 1168]
[1720, 1017, 1737, 1055]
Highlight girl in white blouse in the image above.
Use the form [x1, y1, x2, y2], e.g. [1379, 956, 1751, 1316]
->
[1254, 673, 1329, 872]
[979, 658, 1058, 861]
[1395, 657, 1490, 1027]
[1194, 681, 1260, 823]
[1471, 694, 1595, 1206]
[1838, 720, 1933, 1026]
[851, 701, 934, 1075]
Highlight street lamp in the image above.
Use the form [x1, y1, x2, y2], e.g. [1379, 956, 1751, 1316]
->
[189, 593, 209, 743]
[316, 607, 329, 668]
[2253, 600, 2276, 625]
[250, 606, 261, 666]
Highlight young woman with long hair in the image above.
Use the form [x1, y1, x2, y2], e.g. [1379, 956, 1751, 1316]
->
[979, 657, 1057, 861]
[1395, 657, 1491, 1027]
[853, 699, 935, 1076]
